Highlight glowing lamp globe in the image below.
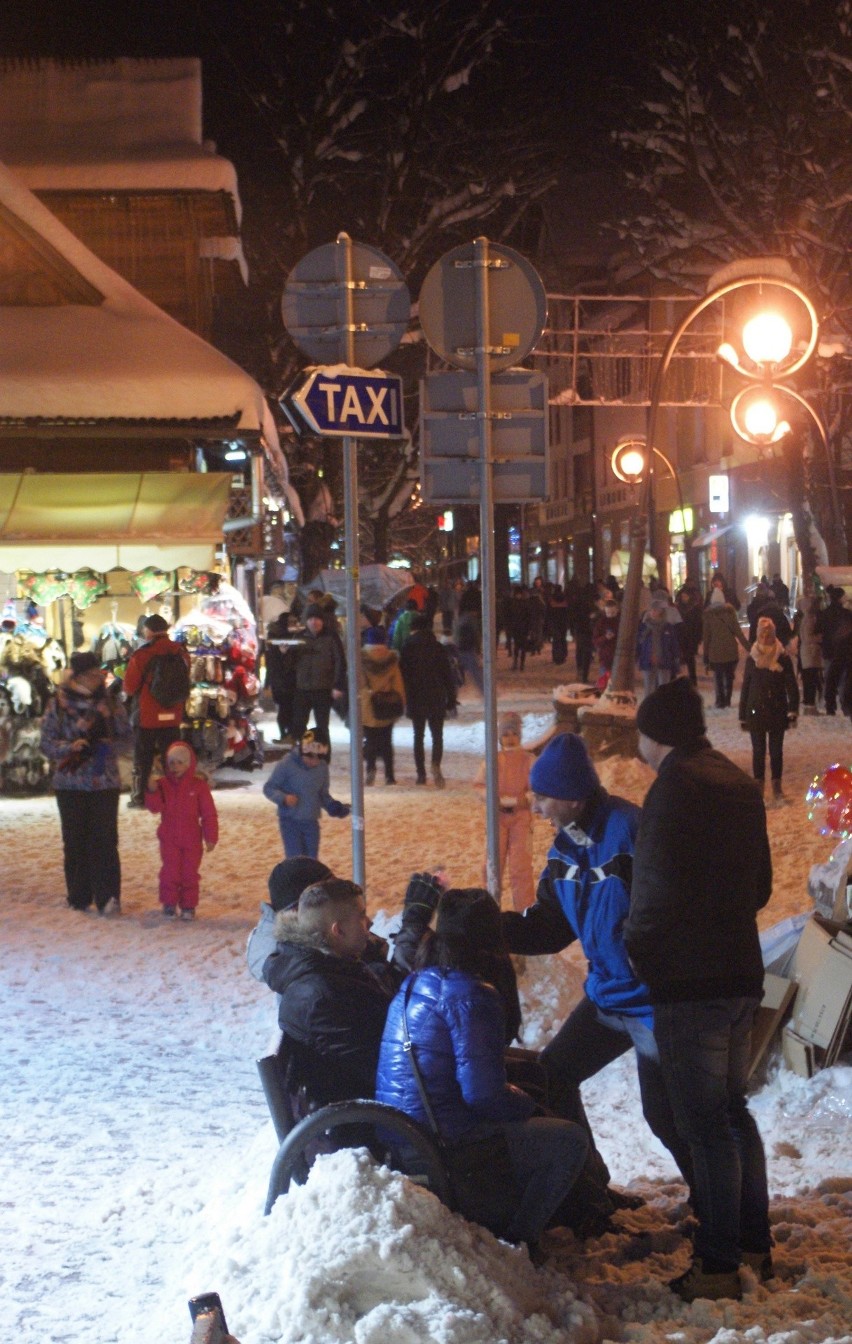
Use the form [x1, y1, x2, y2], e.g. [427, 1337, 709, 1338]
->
[806, 763, 852, 838]
[743, 397, 779, 439]
[741, 312, 793, 367]
[619, 448, 644, 480]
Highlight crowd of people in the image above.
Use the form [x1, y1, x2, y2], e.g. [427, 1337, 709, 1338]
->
[250, 677, 776, 1300]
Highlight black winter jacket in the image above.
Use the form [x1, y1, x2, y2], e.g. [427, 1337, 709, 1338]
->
[623, 741, 771, 1003]
[399, 629, 457, 718]
[262, 917, 397, 1103]
[739, 651, 799, 732]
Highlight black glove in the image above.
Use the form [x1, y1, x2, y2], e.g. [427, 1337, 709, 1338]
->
[739, 721, 750, 732]
[403, 872, 443, 915]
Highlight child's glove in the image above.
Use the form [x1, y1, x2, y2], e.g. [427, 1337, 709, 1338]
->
[283, 792, 298, 807]
[325, 799, 350, 819]
[739, 721, 750, 732]
[787, 713, 798, 729]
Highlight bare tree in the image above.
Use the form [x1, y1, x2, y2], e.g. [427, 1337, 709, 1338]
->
[204, 0, 557, 560]
[611, 0, 852, 565]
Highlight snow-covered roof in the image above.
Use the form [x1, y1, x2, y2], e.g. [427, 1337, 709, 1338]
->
[0, 59, 241, 215]
[0, 161, 280, 458]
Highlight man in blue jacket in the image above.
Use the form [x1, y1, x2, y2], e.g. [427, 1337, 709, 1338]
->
[501, 732, 692, 1200]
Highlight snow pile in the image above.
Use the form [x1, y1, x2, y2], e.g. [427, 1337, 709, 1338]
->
[3, 659, 852, 1344]
[196, 1148, 596, 1344]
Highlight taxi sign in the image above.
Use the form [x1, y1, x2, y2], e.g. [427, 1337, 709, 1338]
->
[287, 366, 405, 440]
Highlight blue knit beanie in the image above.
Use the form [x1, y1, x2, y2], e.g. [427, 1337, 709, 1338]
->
[363, 626, 387, 646]
[529, 733, 599, 801]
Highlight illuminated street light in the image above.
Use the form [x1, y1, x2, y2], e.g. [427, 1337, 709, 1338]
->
[592, 259, 821, 724]
[741, 312, 793, 367]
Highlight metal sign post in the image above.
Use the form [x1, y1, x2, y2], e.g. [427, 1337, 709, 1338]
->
[418, 238, 547, 901]
[473, 238, 502, 897]
[281, 235, 410, 890]
[338, 233, 366, 888]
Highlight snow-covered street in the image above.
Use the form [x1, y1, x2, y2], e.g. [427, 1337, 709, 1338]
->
[3, 657, 852, 1344]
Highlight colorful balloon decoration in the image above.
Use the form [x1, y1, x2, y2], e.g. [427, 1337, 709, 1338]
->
[806, 763, 852, 839]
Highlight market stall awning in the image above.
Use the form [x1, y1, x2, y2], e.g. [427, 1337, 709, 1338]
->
[691, 524, 735, 548]
[0, 471, 233, 572]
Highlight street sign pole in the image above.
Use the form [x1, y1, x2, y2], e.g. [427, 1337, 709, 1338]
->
[473, 237, 501, 899]
[339, 231, 366, 889]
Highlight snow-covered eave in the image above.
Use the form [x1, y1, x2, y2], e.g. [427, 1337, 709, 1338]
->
[10, 150, 243, 224]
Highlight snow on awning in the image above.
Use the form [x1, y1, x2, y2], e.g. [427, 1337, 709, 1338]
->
[0, 471, 232, 573]
[691, 524, 735, 548]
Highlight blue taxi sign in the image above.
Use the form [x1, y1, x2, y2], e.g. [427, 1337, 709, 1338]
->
[288, 366, 405, 439]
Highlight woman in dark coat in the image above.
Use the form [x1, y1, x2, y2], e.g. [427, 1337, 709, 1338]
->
[739, 615, 799, 804]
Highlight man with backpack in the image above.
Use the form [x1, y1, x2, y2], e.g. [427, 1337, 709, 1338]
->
[122, 614, 191, 807]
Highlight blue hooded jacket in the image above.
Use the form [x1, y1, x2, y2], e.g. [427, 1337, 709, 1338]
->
[376, 967, 535, 1141]
[502, 789, 650, 1022]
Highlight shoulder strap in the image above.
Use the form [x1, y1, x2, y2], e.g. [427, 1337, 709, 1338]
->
[401, 976, 444, 1142]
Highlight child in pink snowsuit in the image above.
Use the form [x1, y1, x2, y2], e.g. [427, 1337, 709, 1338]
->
[145, 741, 218, 919]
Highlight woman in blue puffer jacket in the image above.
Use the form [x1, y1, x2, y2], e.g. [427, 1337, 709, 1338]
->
[376, 888, 588, 1249]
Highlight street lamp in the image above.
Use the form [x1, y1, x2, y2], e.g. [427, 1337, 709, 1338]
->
[595, 258, 820, 718]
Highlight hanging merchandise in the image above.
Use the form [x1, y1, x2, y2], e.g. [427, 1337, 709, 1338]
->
[129, 566, 173, 602]
[0, 618, 63, 795]
[65, 568, 109, 610]
[178, 570, 223, 597]
[18, 570, 70, 606]
[92, 620, 136, 671]
[173, 584, 263, 774]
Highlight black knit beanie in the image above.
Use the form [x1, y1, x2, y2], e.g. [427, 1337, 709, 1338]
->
[636, 675, 706, 748]
[435, 888, 504, 953]
[267, 857, 332, 912]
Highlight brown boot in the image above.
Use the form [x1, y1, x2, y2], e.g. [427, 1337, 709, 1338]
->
[668, 1258, 742, 1302]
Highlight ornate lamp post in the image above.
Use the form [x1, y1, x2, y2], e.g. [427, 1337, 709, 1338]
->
[584, 259, 820, 742]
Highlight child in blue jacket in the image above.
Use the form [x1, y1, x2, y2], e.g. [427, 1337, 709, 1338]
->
[263, 732, 350, 858]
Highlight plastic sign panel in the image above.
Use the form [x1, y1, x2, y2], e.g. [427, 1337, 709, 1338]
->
[288, 366, 405, 440]
[709, 474, 730, 513]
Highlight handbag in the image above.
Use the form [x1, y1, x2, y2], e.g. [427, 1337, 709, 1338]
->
[401, 979, 518, 1235]
[370, 688, 404, 721]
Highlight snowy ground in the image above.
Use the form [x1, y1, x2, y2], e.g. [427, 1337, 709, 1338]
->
[2, 652, 852, 1344]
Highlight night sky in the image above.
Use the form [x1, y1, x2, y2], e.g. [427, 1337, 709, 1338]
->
[0, 0, 711, 165]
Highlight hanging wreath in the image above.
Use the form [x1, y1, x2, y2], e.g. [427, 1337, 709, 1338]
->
[129, 566, 173, 602]
[65, 568, 109, 610]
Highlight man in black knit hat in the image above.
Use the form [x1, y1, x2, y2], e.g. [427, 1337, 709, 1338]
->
[624, 676, 773, 1303]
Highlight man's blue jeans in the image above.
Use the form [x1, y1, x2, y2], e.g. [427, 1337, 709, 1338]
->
[541, 994, 694, 1192]
[653, 997, 771, 1270]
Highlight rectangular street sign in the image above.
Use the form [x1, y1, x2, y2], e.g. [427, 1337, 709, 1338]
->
[419, 368, 549, 502]
[288, 365, 405, 439]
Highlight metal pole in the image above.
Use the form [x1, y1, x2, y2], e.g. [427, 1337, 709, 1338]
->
[473, 236, 501, 899]
[338, 231, 366, 887]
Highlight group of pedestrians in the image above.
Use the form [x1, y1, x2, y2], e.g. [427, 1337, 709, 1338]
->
[252, 674, 774, 1300]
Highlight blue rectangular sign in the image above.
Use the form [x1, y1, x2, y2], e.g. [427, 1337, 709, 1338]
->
[291, 367, 405, 439]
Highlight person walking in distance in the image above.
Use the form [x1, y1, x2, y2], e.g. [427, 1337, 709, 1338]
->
[400, 613, 458, 788]
[122, 614, 191, 807]
[625, 677, 773, 1303]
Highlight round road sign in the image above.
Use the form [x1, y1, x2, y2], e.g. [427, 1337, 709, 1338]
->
[418, 240, 547, 372]
[282, 240, 410, 369]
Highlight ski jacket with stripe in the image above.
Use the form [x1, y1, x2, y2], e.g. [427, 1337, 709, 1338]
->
[501, 788, 649, 1020]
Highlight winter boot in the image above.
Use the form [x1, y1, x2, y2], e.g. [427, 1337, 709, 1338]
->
[432, 763, 445, 790]
[741, 1250, 774, 1282]
[668, 1257, 742, 1302]
[365, 767, 376, 786]
[771, 779, 786, 805]
[127, 772, 145, 809]
[416, 772, 428, 785]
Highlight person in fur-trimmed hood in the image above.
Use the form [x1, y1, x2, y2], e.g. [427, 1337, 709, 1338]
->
[360, 626, 404, 785]
[739, 614, 799, 804]
[145, 740, 218, 918]
[262, 878, 400, 1103]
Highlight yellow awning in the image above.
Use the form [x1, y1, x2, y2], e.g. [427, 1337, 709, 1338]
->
[0, 471, 233, 573]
